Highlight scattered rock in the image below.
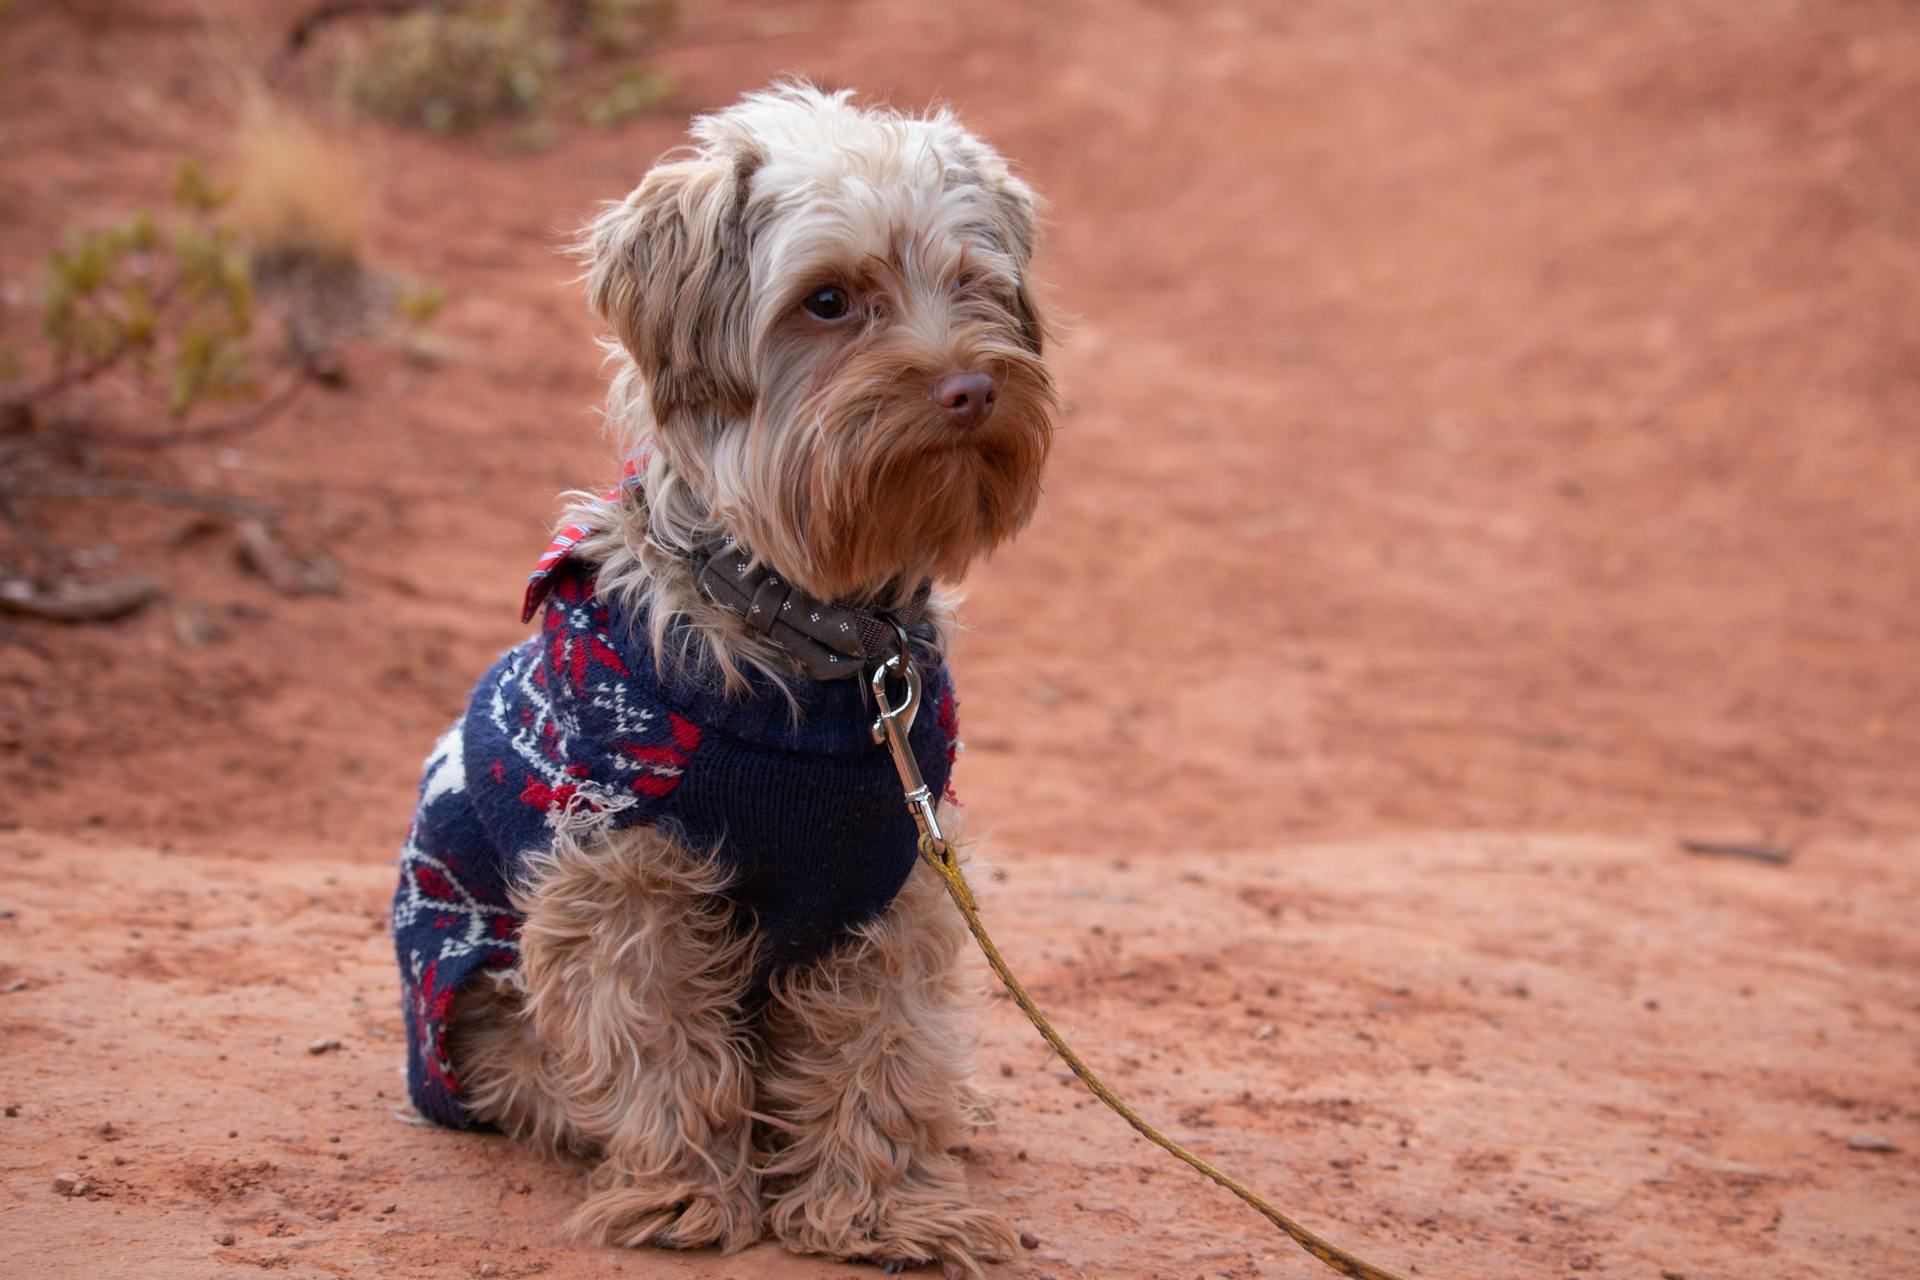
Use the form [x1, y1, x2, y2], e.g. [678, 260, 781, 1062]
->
[1570, 1255, 1595, 1271]
[3, 1105, 16, 1117]
[1845, 1132, 1897, 1153]
[308, 1037, 343, 1055]
[217, 1233, 236, 1247]
[51, 1172, 82, 1195]
[315, 1207, 338, 1222]
[382, 1202, 399, 1214]
[1252, 1023, 1277, 1041]
[1020, 1230, 1042, 1250]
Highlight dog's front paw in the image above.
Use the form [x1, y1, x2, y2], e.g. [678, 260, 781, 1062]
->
[568, 1160, 762, 1253]
[772, 1182, 1017, 1279]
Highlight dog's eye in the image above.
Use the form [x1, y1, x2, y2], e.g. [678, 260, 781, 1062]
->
[802, 285, 851, 321]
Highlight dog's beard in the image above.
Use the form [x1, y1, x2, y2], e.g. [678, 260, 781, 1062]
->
[710, 325, 1056, 604]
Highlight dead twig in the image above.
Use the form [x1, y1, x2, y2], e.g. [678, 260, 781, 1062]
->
[62, 371, 308, 451]
[235, 518, 342, 596]
[0, 282, 185, 431]
[0, 572, 161, 623]
[0, 368, 313, 466]
[1680, 839, 1794, 866]
[0, 474, 280, 522]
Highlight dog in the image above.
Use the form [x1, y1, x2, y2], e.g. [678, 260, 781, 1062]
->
[390, 82, 1057, 1277]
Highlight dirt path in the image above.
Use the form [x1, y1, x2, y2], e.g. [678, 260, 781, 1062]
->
[3, 1, 1917, 1277]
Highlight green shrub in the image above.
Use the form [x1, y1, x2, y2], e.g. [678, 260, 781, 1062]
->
[580, 64, 673, 127]
[351, 4, 565, 132]
[343, 0, 677, 133]
[38, 159, 256, 418]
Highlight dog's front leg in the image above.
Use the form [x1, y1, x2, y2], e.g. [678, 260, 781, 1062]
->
[513, 826, 763, 1253]
[760, 855, 1015, 1279]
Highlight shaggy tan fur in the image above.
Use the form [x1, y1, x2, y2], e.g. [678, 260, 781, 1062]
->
[444, 81, 1054, 1275]
[563, 81, 1055, 693]
[453, 824, 764, 1251]
[450, 825, 1006, 1275]
[760, 854, 1014, 1277]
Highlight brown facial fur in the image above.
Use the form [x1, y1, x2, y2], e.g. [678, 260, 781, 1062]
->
[577, 82, 1058, 611]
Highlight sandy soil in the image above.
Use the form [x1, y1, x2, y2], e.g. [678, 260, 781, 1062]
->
[2, 1, 1916, 1277]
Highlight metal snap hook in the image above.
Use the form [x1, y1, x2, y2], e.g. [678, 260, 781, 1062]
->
[868, 621, 942, 844]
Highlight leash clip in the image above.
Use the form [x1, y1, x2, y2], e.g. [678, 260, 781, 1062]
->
[870, 622, 944, 846]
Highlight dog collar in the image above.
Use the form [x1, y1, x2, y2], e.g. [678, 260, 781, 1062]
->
[521, 457, 931, 682]
[691, 548, 932, 682]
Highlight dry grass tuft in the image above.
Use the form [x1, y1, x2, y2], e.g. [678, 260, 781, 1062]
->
[227, 88, 367, 271]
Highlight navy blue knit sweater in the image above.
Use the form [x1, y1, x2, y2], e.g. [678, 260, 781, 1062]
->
[391, 566, 958, 1129]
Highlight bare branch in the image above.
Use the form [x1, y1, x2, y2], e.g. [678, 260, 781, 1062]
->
[2, 370, 312, 462]
[1680, 839, 1794, 866]
[235, 519, 342, 596]
[0, 474, 280, 522]
[0, 572, 161, 623]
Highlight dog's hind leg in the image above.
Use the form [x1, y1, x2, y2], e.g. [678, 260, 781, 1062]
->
[759, 852, 1015, 1279]
[485, 824, 763, 1253]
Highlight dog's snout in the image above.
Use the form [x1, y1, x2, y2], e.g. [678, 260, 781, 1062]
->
[932, 371, 998, 430]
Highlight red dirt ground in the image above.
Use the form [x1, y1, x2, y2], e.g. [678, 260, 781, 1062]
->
[2, 2, 1917, 1277]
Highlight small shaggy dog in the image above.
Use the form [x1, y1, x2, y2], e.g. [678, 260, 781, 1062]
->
[390, 83, 1056, 1276]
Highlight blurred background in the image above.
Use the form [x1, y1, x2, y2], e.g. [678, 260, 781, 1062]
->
[1, 3, 1913, 1278]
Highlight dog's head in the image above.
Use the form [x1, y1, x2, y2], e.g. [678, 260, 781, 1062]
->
[582, 82, 1057, 603]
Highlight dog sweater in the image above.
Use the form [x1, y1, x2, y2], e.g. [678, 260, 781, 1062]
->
[392, 563, 959, 1130]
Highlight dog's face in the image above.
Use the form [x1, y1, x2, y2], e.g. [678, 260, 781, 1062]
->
[583, 84, 1057, 602]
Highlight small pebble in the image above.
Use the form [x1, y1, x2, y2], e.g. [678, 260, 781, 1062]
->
[2, 978, 26, 994]
[1252, 1023, 1277, 1041]
[217, 1233, 236, 1247]
[308, 1037, 343, 1055]
[1846, 1132, 1897, 1153]
[51, 1172, 81, 1195]
[1569, 1255, 1595, 1271]
[315, 1208, 338, 1222]
[4, 1105, 17, 1117]
[382, 1202, 399, 1214]
[1019, 1230, 1041, 1250]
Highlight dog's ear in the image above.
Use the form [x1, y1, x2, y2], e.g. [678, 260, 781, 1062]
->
[971, 159, 1047, 356]
[581, 152, 760, 420]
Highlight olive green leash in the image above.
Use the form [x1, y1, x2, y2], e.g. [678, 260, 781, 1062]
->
[868, 632, 1418, 1280]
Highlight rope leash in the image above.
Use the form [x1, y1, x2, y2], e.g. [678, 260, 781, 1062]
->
[866, 632, 1419, 1280]
[916, 834, 1413, 1280]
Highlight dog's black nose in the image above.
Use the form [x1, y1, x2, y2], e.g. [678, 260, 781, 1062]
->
[933, 371, 998, 430]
